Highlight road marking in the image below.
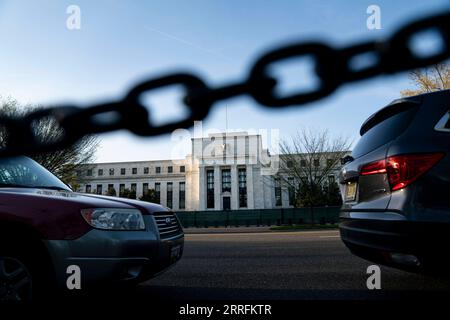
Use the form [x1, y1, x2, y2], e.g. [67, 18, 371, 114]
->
[319, 235, 340, 238]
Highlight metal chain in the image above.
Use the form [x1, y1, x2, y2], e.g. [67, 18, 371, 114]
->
[1, 11, 449, 157]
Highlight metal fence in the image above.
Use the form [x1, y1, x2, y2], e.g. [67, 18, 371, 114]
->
[176, 207, 341, 228]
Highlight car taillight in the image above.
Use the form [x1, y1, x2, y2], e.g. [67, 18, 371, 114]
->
[360, 159, 387, 176]
[386, 153, 444, 191]
[360, 153, 444, 191]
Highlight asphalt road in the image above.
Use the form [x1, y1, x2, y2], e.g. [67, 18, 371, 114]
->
[134, 230, 450, 300]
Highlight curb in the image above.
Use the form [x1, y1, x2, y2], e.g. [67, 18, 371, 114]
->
[183, 227, 272, 234]
[183, 227, 339, 234]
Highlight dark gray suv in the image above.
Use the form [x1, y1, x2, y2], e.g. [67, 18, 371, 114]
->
[339, 89, 450, 273]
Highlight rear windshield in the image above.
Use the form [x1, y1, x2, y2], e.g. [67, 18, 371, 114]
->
[352, 107, 418, 158]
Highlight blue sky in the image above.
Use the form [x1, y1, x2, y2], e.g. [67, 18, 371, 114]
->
[0, 0, 448, 162]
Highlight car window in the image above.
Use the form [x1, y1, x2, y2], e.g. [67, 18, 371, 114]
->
[352, 107, 418, 158]
[435, 110, 450, 132]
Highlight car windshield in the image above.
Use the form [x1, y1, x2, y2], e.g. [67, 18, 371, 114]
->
[0, 156, 70, 191]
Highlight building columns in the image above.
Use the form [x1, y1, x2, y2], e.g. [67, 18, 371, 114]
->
[160, 182, 167, 208]
[199, 166, 206, 210]
[173, 182, 179, 210]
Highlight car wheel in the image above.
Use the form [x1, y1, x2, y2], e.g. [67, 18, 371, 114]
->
[0, 256, 33, 303]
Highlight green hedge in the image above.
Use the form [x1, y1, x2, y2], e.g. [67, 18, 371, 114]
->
[176, 207, 340, 228]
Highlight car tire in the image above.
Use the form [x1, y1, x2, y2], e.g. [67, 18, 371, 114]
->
[0, 243, 55, 304]
[0, 255, 33, 303]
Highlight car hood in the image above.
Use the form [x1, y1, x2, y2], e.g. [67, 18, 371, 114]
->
[79, 193, 169, 214]
[0, 187, 168, 214]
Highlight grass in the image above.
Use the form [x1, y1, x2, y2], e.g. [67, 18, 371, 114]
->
[270, 224, 339, 231]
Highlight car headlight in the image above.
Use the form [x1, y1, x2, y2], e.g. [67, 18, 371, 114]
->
[81, 208, 145, 230]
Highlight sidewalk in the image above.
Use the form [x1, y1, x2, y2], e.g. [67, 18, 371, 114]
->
[183, 226, 272, 234]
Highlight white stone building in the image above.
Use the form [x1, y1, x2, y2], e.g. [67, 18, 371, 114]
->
[77, 132, 342, 211]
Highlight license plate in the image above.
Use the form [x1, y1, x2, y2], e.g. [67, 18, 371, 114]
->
[345, 182, 357, 201]
[170, 245, 182, 261]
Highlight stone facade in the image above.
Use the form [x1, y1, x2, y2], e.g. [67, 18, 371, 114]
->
[77, 132, 342, 211]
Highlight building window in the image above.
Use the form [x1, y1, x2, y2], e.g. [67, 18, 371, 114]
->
[167, 182, 173, 209]
[156, 166, 161, 174]
[288, 177, 295, 206]
[132, 168, 137, 175]
[168, 166, 173, 173]
[314, 159, 320, 167]
[300, 160, 307, 167]
[238, 168, 247, 208]
[119, 184, 125, 196]
[221, 169, 231, 192]
[144, 167, 149, 174]
[120, 168, 126, 175]
[98, 169, 103, 176]
[180, 165, 185, 173]
[87, 169, 92, 176]
[179, 182, 186, 210]
[107, 184, 114, 195]
[96, 184, 103, 195]
[130, 183, 137, 198]
[274, 179, 282, 206]
[155, 183, 161, 203]
[143, 183, 148, 193]
[206, 170, 214, 209]
[85, 185, 91, 193]
[109, 168, 114, 176]
[287, 160, 293, 168]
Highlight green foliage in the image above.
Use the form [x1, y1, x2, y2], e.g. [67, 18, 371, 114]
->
[139, 189, 159, 203]
[106, 187, 117, 197]
[295, 181, 342, 207]
[323, 181, 342, 206]
[119, 188, 136, 199]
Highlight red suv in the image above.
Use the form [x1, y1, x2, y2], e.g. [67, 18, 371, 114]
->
[0, 156, 184, 303]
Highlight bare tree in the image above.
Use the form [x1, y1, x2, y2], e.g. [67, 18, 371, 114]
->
[401, 63, 450, 97]
[0, 97, 99, 188]
[277, 128, 351, 209]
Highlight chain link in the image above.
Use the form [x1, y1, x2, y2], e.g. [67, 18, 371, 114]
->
[1, 10, 450, 157]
